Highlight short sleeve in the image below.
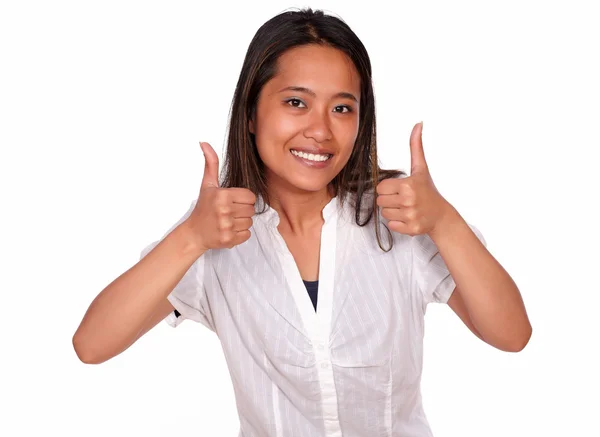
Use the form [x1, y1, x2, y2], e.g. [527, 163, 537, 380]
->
[140, 200, 215, 331]
[411, 223, 487, 306]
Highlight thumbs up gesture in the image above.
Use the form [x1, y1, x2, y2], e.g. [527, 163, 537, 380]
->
[186, 142, 257, 251]
[375, 122, 454, 236]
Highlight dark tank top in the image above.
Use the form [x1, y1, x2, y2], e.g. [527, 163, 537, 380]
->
[303, 279, 319, 311]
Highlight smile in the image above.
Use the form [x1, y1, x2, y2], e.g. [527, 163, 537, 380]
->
[290, 149, 332, 162]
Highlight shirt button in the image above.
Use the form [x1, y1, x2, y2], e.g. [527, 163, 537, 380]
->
[321, 361, 329, 369]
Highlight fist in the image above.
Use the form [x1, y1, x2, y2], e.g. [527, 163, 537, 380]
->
[186, 142, 257, 250]
[376, 122, 453, 236]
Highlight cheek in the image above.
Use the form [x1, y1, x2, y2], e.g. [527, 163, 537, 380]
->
[270, 112, 301, 141]
[336, 123, 359, 161]
[336, 147, 355, 171]
[255, 112, 296, 157]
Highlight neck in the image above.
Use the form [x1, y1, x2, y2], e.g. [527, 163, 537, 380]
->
[267, 184, 334, 236]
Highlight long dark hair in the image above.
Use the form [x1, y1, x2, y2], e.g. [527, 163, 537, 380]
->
[221, 7, 406, 251]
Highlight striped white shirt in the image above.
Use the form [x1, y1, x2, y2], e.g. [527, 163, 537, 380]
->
[141, 194, 486, 437]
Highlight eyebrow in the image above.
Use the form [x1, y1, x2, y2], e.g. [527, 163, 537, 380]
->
[278, 86, 359, 103]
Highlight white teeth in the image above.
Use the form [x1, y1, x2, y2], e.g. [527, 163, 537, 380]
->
[291, 150, 331, 162]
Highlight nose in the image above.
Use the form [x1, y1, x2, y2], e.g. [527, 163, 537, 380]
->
[303, 107, 333, 143]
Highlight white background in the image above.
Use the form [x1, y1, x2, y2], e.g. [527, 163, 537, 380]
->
[1, 0, 598, 436]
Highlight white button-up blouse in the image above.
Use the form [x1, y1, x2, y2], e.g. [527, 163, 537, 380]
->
[140, 194, 486, 437]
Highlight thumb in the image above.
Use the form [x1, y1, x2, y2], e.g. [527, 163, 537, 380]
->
[200, 142, 220, 189]
[410, 121, 429, 175]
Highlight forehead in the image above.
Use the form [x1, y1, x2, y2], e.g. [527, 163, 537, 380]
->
[269, 44, 361, 97]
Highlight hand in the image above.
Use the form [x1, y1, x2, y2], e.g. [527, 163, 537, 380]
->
[375, 122, 454, 236]
[186, 142, 257, 251]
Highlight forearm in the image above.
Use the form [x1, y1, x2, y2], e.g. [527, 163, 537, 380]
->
[73, 219, 205, 363]
[429, 207, 532, 351]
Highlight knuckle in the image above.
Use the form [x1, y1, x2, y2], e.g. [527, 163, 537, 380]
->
[216, 189, 230, 203]
[217, 205, 231, 216]
[410, 224, 422, 235]
[402, 196, 416, 207]
[218, 233, 233, 245]
[219, 220, 233, 231]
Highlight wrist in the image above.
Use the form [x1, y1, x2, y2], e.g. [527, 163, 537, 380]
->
[428, 203, 461, 240]
[175, 218, 208, 259]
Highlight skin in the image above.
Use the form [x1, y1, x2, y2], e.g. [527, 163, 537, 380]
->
[249, 43, 360, 235]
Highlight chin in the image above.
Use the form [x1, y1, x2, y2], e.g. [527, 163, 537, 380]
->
[292, 180, 331, 194]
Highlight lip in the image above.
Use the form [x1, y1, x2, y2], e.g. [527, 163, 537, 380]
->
[289, 149, 333, 169]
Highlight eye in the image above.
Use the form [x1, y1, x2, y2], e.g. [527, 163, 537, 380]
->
[334, 105, 353, 114]
[285, 98, 306, 108]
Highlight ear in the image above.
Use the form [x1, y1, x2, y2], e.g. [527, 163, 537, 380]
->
[248, 106, 258, 134]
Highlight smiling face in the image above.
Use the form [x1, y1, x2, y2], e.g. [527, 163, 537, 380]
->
[250, 44, 361, 196]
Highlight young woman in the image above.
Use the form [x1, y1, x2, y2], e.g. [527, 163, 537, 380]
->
[73, 8, 532, 437]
